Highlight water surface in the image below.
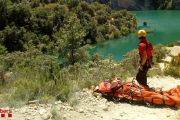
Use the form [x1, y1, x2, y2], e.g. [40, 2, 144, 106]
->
[89, 10, 180, 62]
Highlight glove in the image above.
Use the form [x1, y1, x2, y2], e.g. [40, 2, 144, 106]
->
[139, 65, 143, 71]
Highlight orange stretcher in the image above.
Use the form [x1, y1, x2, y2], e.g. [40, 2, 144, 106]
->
[94, 78, 180, 107]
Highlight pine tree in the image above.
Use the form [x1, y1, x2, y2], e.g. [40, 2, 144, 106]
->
[58, 12, 88, 65]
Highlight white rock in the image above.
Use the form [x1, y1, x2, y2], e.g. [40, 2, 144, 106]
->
[101, 105, 108, 111]
[20, 108, 27, 114]
[47, 104, 52, 107]
[78, 108, 84, 113]
[42, 113, 51, 120]
[39, 109, 47, 115]
[25, 117, 31, 120]
[39, 104, 45, 107]
[28, 100, 38, 104]
[67, 106, 74, 111]
[56, 106, 61, 111]
[94, 112, 97, 115]
[97, 95, 101, 100]
[92, 102, 97, 106]
[63, 114, 67, 119]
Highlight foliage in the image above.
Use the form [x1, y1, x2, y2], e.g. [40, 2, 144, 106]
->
[151, 0, 174, 10]
[7, 2, 31, 26]
[158, 0, 172, 10]
[164, 58, 180, 78]
[167, 42, 174, 47]
[57, 13, 90, 65]
[167, 41, 180, 47]
[153, 44, 171, 62]
[50, 106, 61, 120]
[0, 0, 139, 107]
[120, 49, 139, 76]
[0, 44, 7, 55]
[0, 1, 137, 55]
[146, 30, 153, 33]
[164, 66, 180, 77]
[0, 0, 8, 30]
[2, 26, 27, 52]
[0, 40, 175, 108]
[147, 64, 163, 77]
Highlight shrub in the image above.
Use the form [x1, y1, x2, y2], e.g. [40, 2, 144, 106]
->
[167, 42, 174, 47]
[164, 58, 180, 78]
[153, 44, 171, 62]
[147, 65, 163, 77]
[164, 66, 180, 77]
[146, 30, 153, 33]
[51, 106, 61, 120]
[121, 49, 139, 73]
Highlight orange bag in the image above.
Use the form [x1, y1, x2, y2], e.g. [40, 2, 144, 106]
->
[94, 78, 180, 106]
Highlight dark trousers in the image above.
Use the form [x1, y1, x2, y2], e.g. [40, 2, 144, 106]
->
[136, 66, 149, 87]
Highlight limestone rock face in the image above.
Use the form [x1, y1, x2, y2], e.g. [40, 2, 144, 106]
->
[92, 0, 180, 10]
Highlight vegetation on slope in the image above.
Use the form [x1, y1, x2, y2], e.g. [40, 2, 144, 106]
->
[0, 0, 178, 108]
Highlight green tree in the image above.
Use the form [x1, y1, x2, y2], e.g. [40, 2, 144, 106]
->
[158, 0, 172, 10]
[52, 4, 67, 31]
[7, 3, 31, 26]
[66, 0, 81, 9]
[96, 32, 105, 45]
[2, 25, 26, 52]
[0, 0, 8, 30]
[23, 32, 39, 50]
[30, 0, 40, 8]
[120, 25, 129, 36]
[0, 44, 7, 55]
[57, 13, 87, 65]
[30, 7, 53, 36]
[41, 35, 50, 44]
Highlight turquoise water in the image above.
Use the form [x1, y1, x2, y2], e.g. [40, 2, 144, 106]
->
[89, 10, 180, 62]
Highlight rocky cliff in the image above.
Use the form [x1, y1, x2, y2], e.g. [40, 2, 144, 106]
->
[93, 0, 180, 10]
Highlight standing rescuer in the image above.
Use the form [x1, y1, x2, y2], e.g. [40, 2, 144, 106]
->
[136, 30, 154, 87]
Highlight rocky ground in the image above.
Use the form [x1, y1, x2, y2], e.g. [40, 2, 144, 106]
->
[2, 46, 180, 120]
[2, 76, 180, 120]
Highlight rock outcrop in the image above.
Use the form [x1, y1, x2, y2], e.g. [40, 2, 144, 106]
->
[93, 0, 180, 10]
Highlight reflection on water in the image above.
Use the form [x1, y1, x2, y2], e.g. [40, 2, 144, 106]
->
[89, 10, 180, 62]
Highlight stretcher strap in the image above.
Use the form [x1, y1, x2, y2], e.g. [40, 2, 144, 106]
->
[128, 84, 134, 103]
[138, 86, 144, 101]
[120, 81, 124, 98]
[139, 86, 156, 107]
[160, 90, 165, 105]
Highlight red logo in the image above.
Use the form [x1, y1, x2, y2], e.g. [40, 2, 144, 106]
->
[0, 109, 12, 118]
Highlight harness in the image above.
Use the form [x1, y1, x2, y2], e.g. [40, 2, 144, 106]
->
[139, 40, 153, 68]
